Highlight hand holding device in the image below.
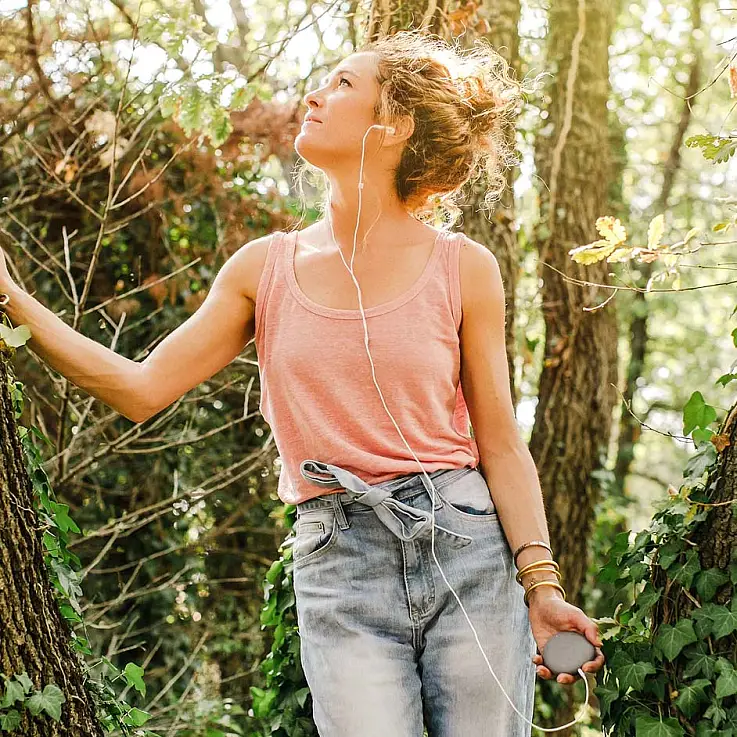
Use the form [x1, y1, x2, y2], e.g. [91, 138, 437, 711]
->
[541, 631, 597, 677]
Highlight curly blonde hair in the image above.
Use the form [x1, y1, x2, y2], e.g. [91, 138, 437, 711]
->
[295, 29, 527, 227]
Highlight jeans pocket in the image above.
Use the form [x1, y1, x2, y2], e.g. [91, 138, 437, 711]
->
[293, 508, 338, 568]
[434, 468, 498, 521]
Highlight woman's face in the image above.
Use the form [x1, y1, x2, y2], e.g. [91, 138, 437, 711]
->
[295, 51, 384, 170]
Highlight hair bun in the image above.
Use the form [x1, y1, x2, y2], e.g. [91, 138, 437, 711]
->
[456, 75, 504, 139]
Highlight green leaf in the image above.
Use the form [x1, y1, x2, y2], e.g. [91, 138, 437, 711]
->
[682, 227, 699, 245]
[294, 686, 311, 708]
[716, 372, 737, 387]
[710, 601, 737, 640]
[229, 85, 254, 111]
[0, 679, 25, 709]
[686, 134, 737, 163]
[704, 701, 727, 728]
[15, 673, 33, 694]
[657, 539, 684, 570]
[683, 643, 717, 679]
[716, 663, 737, 699]
[49, 501, 80, 534]
[695, 568, 730, 602]
[691, 602, 723, 639]
[209, 107, 233, 147]
[635, 582, 662, 610]
[568, 239, 618, 264]
[684, 443, 718, 482]
[179, 86, 205, 136]
[630, 562, 650, 581]
[0, 710, 21, 731]
[607, 247, 633, 262]
[122, 707, 150, 727]
[610, 650, 656, 691]
[635, 713, 685, 736]
[159, 92, 178, 119]
[673, 678, 710, 717]
[683, 391, 717, 435]
[25, 684, 65, 721]
[655, 619, 697, 661]
[692, 427, 714, 446]
[123, 662, 146, 697]
[671, 549, 701, 589]
[0, 323, 32, 348]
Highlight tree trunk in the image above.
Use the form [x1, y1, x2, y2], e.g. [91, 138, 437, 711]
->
[690, 402, 737, 579]
[365, 0, 450, 40]
[529, 0, 620, 732]
[651, 400, 737, 710]
[0, 353, 103, 736]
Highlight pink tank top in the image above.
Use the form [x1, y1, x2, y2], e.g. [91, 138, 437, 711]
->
[254, 227, 480, 505]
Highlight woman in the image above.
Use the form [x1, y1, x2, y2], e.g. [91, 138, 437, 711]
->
[0, 30, 604, 737]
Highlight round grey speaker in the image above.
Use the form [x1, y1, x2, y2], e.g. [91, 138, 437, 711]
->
[541, 631, 597, 676]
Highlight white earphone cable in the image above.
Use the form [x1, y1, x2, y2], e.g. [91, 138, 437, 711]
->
[323, 123, 589, 732]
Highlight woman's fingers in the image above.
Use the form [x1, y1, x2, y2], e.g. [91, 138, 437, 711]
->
[582, 649, 605, 673]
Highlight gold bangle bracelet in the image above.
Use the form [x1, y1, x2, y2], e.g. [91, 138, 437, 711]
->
[513, 540, 553, 566]
[516, 558, 560, 574]
[516, 567, 562, 586]
[524, 580, 566, 607]
[516, 559, 560, 583]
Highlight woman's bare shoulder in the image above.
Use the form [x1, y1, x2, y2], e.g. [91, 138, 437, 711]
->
[232, 231, 284, 306]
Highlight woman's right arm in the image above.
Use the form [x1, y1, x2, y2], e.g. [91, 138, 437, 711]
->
[0, 235, 272, 423]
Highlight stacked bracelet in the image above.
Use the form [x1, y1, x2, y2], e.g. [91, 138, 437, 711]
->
[512, 540, 553, 567]
[515, 556, 568, 608]
[523, 580, 566, 607]
[515, 559, 561, 585]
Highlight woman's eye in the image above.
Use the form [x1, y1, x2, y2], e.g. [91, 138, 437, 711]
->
[338, 77, 351, 87]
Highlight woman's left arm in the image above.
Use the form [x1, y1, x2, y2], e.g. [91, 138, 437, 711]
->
[457, 235, 604, 684]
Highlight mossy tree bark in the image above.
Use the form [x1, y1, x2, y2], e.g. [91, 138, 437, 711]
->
[530, 0, 620, 731]
[0, 353, 103, 736]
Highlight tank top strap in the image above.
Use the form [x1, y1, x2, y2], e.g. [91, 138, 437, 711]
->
[446, 230, 465, 333]
[255, 230, 287, 345]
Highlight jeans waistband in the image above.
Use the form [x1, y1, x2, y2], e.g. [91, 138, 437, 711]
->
[298, 460, 473, 549]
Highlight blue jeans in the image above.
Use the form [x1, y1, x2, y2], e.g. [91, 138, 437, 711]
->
[290, 461, 537, 736]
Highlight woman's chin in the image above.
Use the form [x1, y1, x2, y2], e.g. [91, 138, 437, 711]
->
[294, 139, 331, 169]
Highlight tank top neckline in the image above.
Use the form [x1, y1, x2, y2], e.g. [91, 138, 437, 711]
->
[284, 227, 448, 320]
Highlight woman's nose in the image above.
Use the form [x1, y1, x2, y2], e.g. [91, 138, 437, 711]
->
[302, 80, 324, 108]
[302, 90, 318, 109]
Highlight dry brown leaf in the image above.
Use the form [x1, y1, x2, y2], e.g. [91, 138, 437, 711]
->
[711, 433, 731, 453]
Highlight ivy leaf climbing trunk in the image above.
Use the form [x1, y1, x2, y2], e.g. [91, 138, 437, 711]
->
[0, 352, 103, 736]
[530, 0, 620, 732]
[675, 402, 737, 611]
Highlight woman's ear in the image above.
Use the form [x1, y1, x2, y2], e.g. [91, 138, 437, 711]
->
[388, 115, 414, 143]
